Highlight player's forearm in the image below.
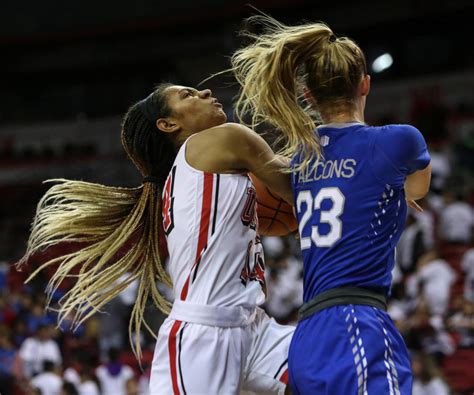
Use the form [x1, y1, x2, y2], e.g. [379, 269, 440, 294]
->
[237, 126, 293, 204]
[246, 146, 293, 204]
[252, 162, 293, 204]
[404, 163, 432, 200]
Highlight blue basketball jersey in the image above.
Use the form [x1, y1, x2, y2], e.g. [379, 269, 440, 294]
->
[291, 123, 430, 302]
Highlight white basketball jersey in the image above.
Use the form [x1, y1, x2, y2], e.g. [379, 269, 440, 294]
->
[162, 137, 265, 308]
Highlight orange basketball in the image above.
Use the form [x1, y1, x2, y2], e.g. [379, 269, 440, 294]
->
[249, 173, 298, 236]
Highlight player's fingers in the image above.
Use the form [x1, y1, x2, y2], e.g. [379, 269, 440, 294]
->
[407, 199, 423, 212]
[407, 200, 419, 211]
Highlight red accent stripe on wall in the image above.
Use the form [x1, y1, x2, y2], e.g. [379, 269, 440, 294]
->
[180, 173, 214, 300]
[168, 320, 182, 395]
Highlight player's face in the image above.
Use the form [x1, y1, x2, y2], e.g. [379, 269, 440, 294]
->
[159, 85, 227, 143]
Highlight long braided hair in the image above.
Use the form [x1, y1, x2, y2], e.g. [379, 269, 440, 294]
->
[19, 83, 177, 358]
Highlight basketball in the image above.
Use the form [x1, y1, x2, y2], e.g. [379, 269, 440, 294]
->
[249, 173, 298, 237]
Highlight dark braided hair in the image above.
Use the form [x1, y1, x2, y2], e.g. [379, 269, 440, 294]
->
[121, 83, 177, 187]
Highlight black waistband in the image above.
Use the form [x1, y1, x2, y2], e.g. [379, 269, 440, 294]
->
[298, 287, 387, 322]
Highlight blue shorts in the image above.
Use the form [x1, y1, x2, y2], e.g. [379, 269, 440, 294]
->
[288, 305, 412, 395]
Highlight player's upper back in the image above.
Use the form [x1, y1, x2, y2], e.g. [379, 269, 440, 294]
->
[291, 123, 430, 301]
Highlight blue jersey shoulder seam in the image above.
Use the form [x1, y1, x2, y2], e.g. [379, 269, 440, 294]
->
[371, 130, 405, 187]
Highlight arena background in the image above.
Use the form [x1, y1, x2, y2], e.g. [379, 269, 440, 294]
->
[0, 1, 473, 394]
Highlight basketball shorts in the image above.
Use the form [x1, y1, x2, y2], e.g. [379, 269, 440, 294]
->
[288, 305, 412, 395]
[149, 300, 294, 395]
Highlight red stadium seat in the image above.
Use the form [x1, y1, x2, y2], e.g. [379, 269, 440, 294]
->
[443, 349, 474, 394]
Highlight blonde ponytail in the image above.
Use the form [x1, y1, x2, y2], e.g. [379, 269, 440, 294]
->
[231, 15, 367, 170]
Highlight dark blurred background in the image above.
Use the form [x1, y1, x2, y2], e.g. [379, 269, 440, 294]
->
[0, 1, 473, 394]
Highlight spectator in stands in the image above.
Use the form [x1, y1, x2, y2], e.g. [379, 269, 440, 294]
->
[453, 112, 474, 174]
[0, 328, 17, 395]
[461, 245, 474, 302]
[264, 253, 303, 323]
[58, 311, 86, 340]
[27, 302, 52, 334]
[0, 292, 17, 328]
[261, 236, 284, 260]
[60, 381, 79, 395]
[427, 147, 451, 196]
[63, 354, 81, 389]
[116, 273, 139, 349]
[18, 321, 62, 378]
[447, 297, 474, 349]
[397, 212, 428, 274]
[77, 366, 100, 395]
[407, 249, 456, 316]
[411, 352, 450, 395]
[413, 199, 435, 250]
[439, 190, 473, 244]
[11, 317, 29, 348]
[95, 347, 136, 395]
[403, 297, 455, 363]
[387, 282, 412, 334]
[30, 360, 63, 395]
[0, 261, 8, 291]
[138, 363, 151, 395]
[97, 274, 138, 360]
[12, 290, 34, 322]
[97, 298, 125, 359]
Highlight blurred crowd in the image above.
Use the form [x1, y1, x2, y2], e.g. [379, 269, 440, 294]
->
[0, 266, 157, 395]
[0, 102, 473, 395]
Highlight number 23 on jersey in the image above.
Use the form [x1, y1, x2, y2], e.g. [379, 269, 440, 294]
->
[296, 187, 345, 249]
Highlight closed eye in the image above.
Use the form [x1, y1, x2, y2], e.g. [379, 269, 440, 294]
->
[181, 89, 197, 98]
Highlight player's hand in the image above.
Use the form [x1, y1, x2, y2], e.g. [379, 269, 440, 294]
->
[407, 199, 423, 212]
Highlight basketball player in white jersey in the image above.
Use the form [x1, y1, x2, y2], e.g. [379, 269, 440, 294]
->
[136, 84, 294, 395]
[21, 82, 294, 395]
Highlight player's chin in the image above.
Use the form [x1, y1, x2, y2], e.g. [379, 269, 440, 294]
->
[215, 109, 227, 124]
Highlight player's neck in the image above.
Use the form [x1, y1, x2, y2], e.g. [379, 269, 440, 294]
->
[320, 100, 366, 125]
[321, 113, 365, 125]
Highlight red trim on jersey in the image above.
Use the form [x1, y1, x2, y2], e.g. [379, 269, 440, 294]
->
[280, 369, 289, 384]
[168, 320, 182, 395]
[180, 173, 214, 300]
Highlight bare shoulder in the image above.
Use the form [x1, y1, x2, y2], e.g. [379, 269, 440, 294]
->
[189, 122, 254, 148]
[185, 123, 255, 173]
[186, 123, 256, 161]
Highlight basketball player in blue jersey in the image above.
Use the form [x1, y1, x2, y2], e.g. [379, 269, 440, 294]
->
[231, 16, 432, 394]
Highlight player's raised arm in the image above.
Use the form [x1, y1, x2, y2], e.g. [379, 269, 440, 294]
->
[185, 122, 293, 204]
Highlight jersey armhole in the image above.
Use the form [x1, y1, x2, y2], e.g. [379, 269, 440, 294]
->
[180, 135, 205, 175]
